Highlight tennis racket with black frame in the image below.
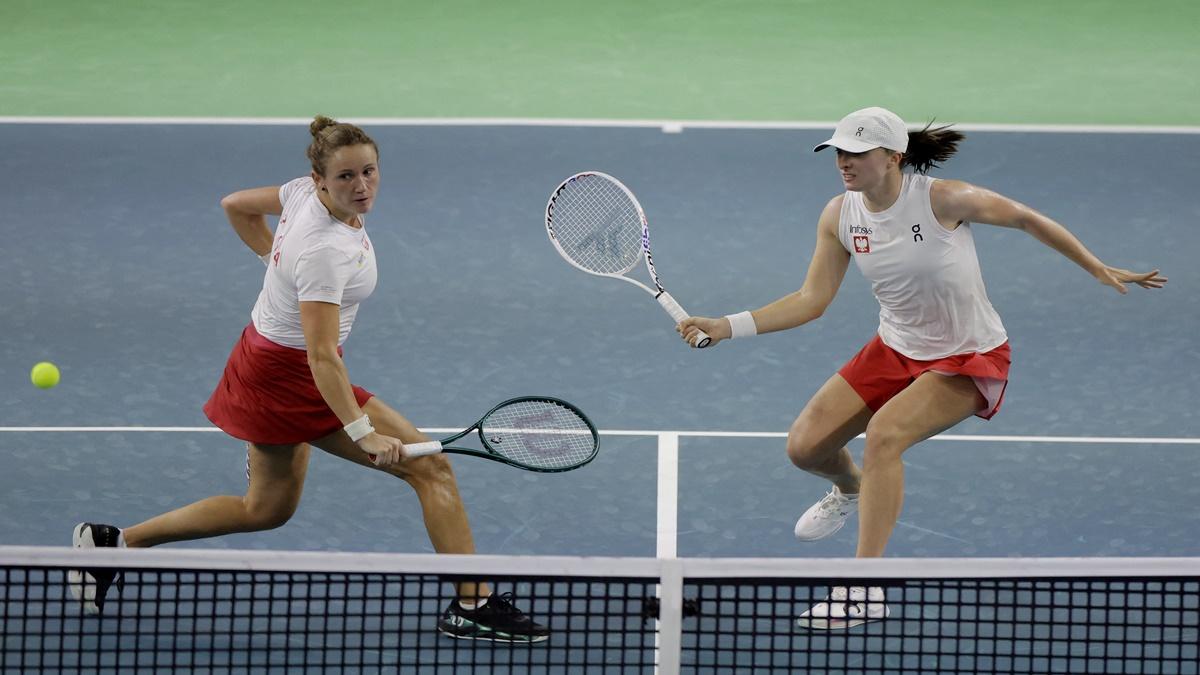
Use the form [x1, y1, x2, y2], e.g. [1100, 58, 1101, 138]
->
[545, 171, 711, 348]
[371, 396, 599, 473]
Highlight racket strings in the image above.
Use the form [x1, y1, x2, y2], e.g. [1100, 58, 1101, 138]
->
[481, 399, 597, 469]
[549, 177, 643, 275]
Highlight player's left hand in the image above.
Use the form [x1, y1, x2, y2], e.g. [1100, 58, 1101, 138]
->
[1095, 266, 1167, 294]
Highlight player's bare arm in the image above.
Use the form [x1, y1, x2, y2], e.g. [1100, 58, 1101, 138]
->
[221, 185, 283, 257]
[299, 300, 402, 465]
[751, 195, 853, 333]
[677, 195, 851, 346]
[931, 179, 1167, 294]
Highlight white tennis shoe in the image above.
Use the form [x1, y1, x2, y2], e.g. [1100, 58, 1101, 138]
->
[68, 522, 125, 615]
[793, 486, 858, 541]
[796, 585, 889, 629]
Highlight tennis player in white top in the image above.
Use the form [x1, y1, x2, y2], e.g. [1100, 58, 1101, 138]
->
[679, 107, 1166, 628]
[70, 116, 548, 642]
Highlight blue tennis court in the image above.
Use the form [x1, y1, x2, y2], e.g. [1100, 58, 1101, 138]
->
[1, 121, 1198, 673]
[2, 122, 1196, 559]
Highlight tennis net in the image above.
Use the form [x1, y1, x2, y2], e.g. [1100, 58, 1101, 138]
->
[1, 547, 1196, 673]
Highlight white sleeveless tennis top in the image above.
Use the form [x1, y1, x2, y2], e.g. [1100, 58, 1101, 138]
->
[837, 173, 1007, 360]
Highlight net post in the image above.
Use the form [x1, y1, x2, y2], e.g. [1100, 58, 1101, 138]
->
[656, 432, 679, 559]
[655, 558, 684, 675]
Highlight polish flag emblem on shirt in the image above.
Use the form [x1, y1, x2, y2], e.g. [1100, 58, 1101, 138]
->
[853, 235, 871, 253]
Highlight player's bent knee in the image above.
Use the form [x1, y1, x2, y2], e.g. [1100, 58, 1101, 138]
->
[254, 508, 295, 531]
[786, 441, 814, 469]
[396, 453, 457, 486]
[861, 424, 908, 469]
[243, 498, 299, 531]
[786, 430, 828, 470]
[782, 439, 830, 470]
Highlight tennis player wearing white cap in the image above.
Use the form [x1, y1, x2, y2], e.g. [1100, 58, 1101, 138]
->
[678, 106, 1166, 629]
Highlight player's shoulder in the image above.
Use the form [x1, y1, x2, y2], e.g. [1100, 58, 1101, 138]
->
[816, 193, 846, 230]
[279, 176, 317, 207]
[282, 175, 316, 192]
[928, 177, 976, 199]
[824, 193, 846, 211]
[928, 177, 991, 211]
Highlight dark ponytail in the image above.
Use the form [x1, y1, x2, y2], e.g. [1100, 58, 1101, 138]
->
[901, 121, 964, 174]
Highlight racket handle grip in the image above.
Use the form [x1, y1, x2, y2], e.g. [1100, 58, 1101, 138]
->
[404, 441, 443, 458]
[657, 292, 712, 348]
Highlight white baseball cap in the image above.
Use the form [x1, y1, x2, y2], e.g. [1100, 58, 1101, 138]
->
[813, 107, 909, 153]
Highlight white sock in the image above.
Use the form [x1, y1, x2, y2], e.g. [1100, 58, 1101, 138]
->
[457, 596, 489, 610]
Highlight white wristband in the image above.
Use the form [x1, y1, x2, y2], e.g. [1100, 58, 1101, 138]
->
[259, 252, 271, 267]
[343, 415, 374, 442]
[725, 311, 757, 339]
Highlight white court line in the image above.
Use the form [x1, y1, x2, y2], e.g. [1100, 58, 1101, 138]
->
[602, 430, 1200, 444]
[1, 116, 1199, 135]
[4, 425, 1195, 569]
[1, 426, 1196, 445]
[5, 421, 1195, 563]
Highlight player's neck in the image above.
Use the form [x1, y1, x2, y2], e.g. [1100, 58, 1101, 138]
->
[861, 172, 904, 213]
[317, 191, 362, 228]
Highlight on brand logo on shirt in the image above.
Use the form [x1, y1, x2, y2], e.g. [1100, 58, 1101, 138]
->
[853, 235, 871, 254]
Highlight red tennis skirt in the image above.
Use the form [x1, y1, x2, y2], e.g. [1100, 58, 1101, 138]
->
[839, 335, 1011, 420]
[203, 324, 374, 445]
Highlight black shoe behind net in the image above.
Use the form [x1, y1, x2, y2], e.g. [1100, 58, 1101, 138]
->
[437, 592, 550, 643]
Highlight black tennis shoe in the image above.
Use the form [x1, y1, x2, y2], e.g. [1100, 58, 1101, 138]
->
[437, 592, 550, 643]
[68, 522, 124, 614]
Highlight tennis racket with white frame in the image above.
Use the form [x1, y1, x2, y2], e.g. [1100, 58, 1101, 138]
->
[545, 171, 711, 348]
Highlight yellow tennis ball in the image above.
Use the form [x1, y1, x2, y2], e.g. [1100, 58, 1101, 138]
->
[31, 362, 60, 389]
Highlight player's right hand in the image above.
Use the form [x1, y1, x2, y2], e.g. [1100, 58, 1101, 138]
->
[359, 432, 405, 467]
[678, 316, 728, 347]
